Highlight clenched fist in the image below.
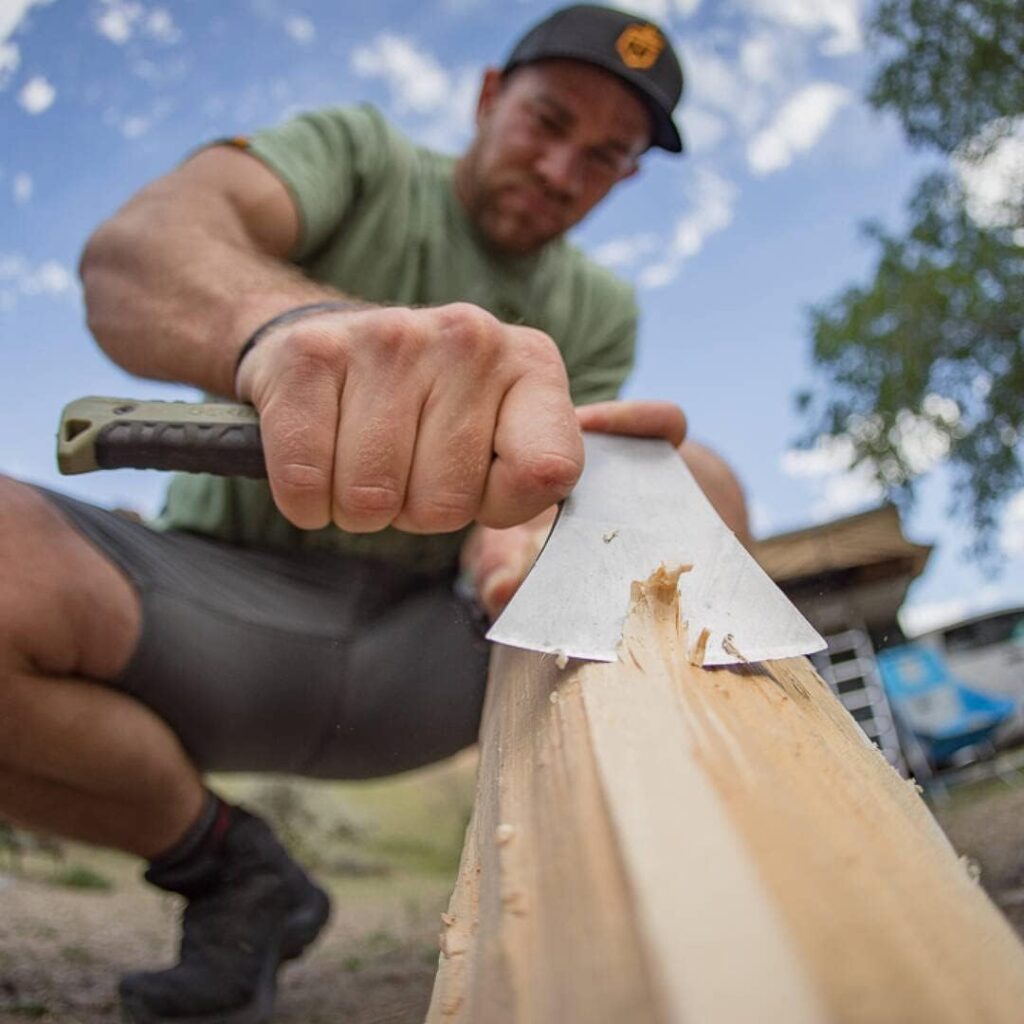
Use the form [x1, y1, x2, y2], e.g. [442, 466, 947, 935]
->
[235, 302, 584, 534]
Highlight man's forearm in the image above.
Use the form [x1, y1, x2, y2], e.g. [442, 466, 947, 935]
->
[79, 180, 343, 398]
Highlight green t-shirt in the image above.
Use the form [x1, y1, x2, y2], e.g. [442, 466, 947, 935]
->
[158, 104, 638, 571]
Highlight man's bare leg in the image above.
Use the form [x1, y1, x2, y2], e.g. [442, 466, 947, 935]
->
[0, 476, 203, 856]
[0, 476, 330, 1023]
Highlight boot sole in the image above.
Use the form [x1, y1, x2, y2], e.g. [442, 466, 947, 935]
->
[120, 885, 330, 1024]
[281, 882, 331, 960]
[120, 948, 277, 1024]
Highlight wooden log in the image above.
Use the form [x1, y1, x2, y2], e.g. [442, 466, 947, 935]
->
[426, 569, 1024, 1024]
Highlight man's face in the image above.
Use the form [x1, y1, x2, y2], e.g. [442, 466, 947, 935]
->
[457, 60, 652, 254]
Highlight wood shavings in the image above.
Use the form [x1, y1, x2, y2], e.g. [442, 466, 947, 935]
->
[960, 855, 982, 884]
[501, 889, 528, 916]
[689, 627, 711, 667]
[549, 690, 560, 704]
[647, 562, 692, 598]
[495, 823, 516, 845]
[555, 651, 569, 670]
[602, 528, 619, 543]
[722, 633, 750, 663]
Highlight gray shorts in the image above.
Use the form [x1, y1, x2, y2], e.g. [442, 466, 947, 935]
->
[38, 488, 490, 780]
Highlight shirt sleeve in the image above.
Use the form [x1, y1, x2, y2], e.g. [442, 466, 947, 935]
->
[243, 105, 393, 262]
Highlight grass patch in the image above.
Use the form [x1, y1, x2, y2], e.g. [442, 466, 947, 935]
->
[50, 864, 113, 891]
[5, 1003, 47, 1018]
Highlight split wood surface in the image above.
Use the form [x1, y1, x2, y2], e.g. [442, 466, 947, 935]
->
[425, 572, 1024, 1024]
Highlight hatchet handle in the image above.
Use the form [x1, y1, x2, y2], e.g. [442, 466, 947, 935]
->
[57, 396, 266, 478]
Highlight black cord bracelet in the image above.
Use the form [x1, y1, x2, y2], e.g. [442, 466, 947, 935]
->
[233, 300, 361, 380]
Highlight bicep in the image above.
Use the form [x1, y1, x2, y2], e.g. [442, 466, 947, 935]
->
[161, 144, 301, 259]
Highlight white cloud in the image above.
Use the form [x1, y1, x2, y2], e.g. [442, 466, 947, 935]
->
[900, 585, 1013, 638]
[613, 0, 702, 18]
[672, 168, 736, 256]
[121, 114, 151, 138]
[739, 30, 790, 87]
[0, 0, 52, 44]
[103, 95, 174, 140]
[0, 253, 77, 310]
[1001, 491, 1024, 558]
[780, 435, 855, 478]
[735, 0, 864, 55]
[12, 170, 32, 203]
[91, 0, 178, 45]
[145, 7, 181, 44]
[781, 435, 882, 520]
[637, 261, 677, 289]
[954, 116, 1024, 230]
[678, 106, 728, 153]
[900, 599, 971, 638]
[285, 14, 314, 44]
[681, 42, 765, 134]
[0, 41, 19, 89]
[592, 233, 659, 270]
[350, 33, 479, 150]
[94, 0, 141, 44]
[17, 73, 54, 113]
[886, 401, 958, 475]
[636, 167, 737, 288]
[747, 81, 850, 175]
[618, 0, 666, 17]
[812, 464, 884, 519]
[352, 33, 449, 115]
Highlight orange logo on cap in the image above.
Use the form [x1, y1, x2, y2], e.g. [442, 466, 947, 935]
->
[616, 23, 665, 70]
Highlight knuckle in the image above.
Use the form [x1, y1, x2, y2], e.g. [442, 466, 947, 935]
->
[508, 450, 582, 500]
[436, 303, 500, 357]
[372, 308, 423, 360]
[335, 481, 404, 522]
[516, 327, 564, 370]
[285, 327, 344, 376]
[275, 461, 331, 494]
[402, 492, 477, 534]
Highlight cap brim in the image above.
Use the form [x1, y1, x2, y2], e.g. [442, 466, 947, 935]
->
[650, 107, 683, 154]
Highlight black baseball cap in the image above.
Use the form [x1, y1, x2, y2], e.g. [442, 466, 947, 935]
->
[503, 3, 684, 153]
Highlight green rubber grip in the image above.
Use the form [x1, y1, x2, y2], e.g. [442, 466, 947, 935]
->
[57, 397, 266, 477]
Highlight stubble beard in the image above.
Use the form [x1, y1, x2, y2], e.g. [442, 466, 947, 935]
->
[457, 152, 571, 256]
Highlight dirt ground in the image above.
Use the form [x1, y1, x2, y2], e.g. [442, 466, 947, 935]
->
[0, 854, 450, 1024]
[3, 766, 1024, 1024]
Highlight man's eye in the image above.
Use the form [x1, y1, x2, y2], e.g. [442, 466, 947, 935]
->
[588, 151, 619, 172]
[534, 112, 562, 135]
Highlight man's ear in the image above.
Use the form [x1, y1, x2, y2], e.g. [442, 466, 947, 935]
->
[475, 67, 505, 125]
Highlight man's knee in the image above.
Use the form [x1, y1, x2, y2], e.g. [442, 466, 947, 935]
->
[0, 476, 140, 680]
[678, 442, 753, 549]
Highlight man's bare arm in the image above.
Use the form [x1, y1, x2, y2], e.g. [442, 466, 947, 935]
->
[79, 145, 335, 398]
[78, 147, 586, 534]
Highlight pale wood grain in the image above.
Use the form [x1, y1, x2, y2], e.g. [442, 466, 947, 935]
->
[427, 572, 1024, 1023]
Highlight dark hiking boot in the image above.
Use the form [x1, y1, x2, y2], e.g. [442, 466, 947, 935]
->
[119, 808, 330, 1024]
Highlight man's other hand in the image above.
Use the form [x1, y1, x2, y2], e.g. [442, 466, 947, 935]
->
[234, 303, 583, 533]
[460, 398, 688, 620]
[575, 399, 686, 446]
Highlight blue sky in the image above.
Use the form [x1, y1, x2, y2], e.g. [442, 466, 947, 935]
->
[1, 0, 1021, 635]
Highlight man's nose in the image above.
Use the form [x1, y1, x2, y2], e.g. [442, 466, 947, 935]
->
[534, 141, 582, 200]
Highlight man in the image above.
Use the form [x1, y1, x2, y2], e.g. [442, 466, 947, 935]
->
[0, 4, 747, 1022]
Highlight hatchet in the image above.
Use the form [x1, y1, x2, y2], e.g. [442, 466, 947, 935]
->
[57, 396, 825, 666]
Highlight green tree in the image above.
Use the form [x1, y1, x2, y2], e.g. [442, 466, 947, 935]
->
[799, 0, 1024, 553]
[869, 0, 1023, 155]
